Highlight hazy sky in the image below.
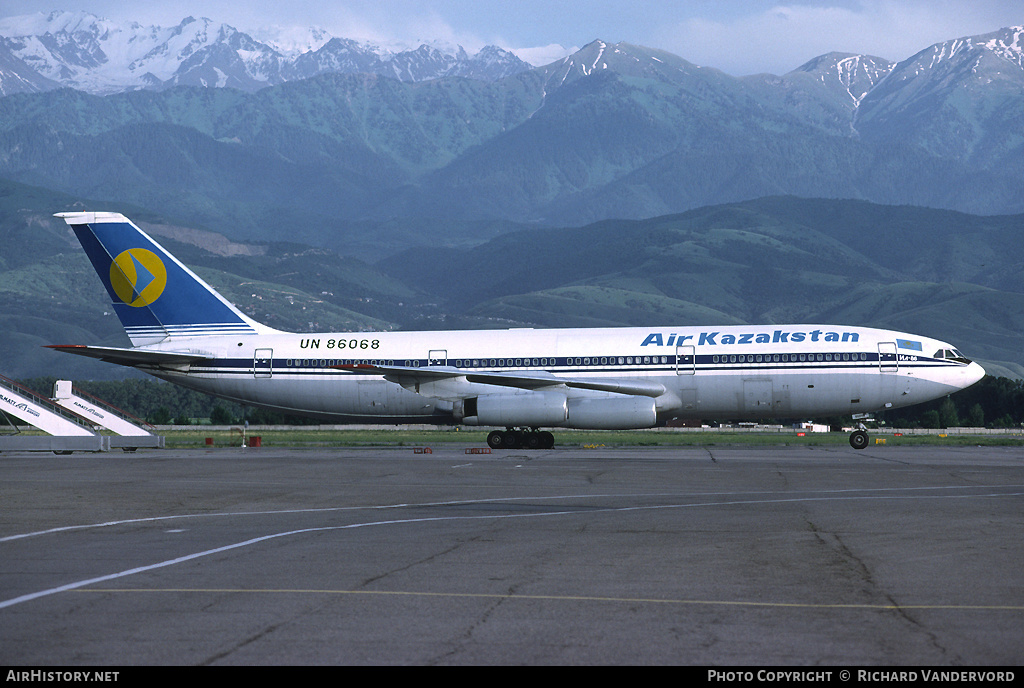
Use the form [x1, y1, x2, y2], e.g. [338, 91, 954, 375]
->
[2, 1, 1020, 74]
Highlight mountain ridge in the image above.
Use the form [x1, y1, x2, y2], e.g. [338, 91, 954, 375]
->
[0, 29, 1020, 245]
[0, 11, 532, 95]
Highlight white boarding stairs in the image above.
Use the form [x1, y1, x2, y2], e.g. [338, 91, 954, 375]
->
[51, 380, 154, 437]
[0, 375, 96, 436]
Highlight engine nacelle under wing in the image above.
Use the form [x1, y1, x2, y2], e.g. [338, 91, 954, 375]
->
[454, 393, 657, 429]
[566, 396, 657, 429]
[455, 392, 568, 426]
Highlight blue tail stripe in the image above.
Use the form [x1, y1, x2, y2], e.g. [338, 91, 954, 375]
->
[72, 223, 122, 304]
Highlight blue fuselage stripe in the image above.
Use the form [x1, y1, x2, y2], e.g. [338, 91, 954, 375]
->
[187, 352, 959, 375]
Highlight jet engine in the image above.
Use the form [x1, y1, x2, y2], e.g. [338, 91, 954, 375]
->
[566, 396, 657, 429]
[454, 392, 568, 426]
[454, 393, 657, 429]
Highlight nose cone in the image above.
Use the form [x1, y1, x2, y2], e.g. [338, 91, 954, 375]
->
[964, 361, 986, 389]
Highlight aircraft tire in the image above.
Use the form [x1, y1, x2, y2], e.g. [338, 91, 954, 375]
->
[849, 430, 869, 450]
[486, 430, 553, 450]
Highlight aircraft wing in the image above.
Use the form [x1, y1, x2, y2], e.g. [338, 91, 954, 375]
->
[46, 344, 214, 366]
[336, 363, 666, 398]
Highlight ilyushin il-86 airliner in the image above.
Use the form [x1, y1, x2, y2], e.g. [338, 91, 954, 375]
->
[51, 212, 985, 449]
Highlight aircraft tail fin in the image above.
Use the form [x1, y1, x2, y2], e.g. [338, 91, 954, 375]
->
[56, 212, 274, 346]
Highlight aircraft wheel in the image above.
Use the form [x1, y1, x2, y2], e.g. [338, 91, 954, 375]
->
[849, 430, 869, 450]
[503, 431, 522, 449]
[539, 431, 555, 449]
[524, 432, 541, 449]
[487, 431, 505, 449]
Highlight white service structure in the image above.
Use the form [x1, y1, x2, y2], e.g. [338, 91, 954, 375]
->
[51, 380, 154, 437]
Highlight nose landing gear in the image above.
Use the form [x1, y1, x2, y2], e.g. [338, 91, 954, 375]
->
[849, 429, 869, 449]
[849, 421, 869, 449]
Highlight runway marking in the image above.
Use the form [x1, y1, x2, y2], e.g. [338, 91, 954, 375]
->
[74, 587, 1024, 612]
[4, 484, 1022, 542]
[2, 489, 1022, 610]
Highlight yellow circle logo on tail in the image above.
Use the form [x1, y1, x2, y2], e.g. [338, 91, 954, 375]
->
[110, 249, 167, 307]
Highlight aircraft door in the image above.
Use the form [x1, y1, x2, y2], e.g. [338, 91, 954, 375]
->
[676, 345, 695, 375]
[428, 350, 447, 366]
[743, 379, 773, 416]
[358, 381, 389, 410]
[878, 342, 898, 373]
[254, 348, 273, 378]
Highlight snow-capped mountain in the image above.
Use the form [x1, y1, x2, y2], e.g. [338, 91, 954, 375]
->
[790, 52, 895, 105]
[0, 14, 1022, 229]
[0, 40, 60, 94]
[0, 10, 531, 95]
[859, 25, 1024, 112]
[0, 13, 241, 94]
[855, 26, 1024, 158]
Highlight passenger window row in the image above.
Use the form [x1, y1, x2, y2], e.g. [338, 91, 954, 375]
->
[453, 356, 673, 368]
[712, 353, 870, 364]
[282, 352, 880, 369]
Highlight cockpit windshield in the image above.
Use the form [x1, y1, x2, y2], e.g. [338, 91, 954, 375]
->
[933, 349, 972, 364]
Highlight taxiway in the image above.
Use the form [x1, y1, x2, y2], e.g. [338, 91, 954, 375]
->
[1, 444, 1022, 665]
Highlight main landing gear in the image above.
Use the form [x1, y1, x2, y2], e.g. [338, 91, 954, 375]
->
[487, 428, 555, 450]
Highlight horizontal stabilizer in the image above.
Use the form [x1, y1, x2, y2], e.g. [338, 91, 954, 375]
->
[46, 344, 213, 367]
[335, 363, 666, 397]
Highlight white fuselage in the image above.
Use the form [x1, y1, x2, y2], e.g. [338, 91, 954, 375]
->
[137, 324, 985, 426]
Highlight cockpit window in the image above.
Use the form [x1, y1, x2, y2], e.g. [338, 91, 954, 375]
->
[950, 349, 972, 364]
[933, 349, 972, 364]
